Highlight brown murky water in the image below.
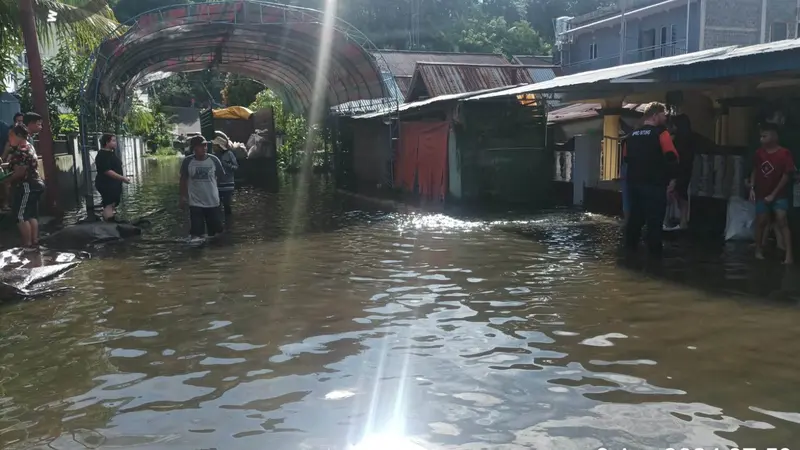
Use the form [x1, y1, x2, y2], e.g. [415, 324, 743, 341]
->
[1, 159, 800, 449]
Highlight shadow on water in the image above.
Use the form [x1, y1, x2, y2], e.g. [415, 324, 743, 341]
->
[2, 160, 800, 448]
[501, 211, 800, 304]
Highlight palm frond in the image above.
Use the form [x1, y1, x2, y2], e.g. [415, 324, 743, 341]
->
[31, 0, 120, 49]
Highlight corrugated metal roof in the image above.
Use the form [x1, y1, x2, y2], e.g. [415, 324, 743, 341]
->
[666, 39, 800, 81]
[548, 102, 644, 124]
[466, 46, 734, 101]
[529, 67, 558, 83]
[512, 55, 553, 66]
[407, 62, 535, 101]
[352, 85, 521, 120]
[330, 98, 399, 116]
[373, 50, 510, 78]
[395, 76, 413, 97]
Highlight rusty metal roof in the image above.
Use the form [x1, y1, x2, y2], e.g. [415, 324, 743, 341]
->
[512, 55, 553, 66]
[353, 85, 517, 120]
[548, 103, 645, 124]
[406, 62, 535, 101]
[374, 50, 510, 78]
[394, 76, 413, 97]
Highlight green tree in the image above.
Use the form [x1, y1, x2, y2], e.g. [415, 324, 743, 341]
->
[123, 99, 174, 151]
[250, 89, 312, 170]
[221, 74, 263, 107]
[149, 71, 226, 108]
[447, 15, 549, 57]
[18, 43, 92, 135]
[0, 0, 118, 91]
[525, 0, 615, 43]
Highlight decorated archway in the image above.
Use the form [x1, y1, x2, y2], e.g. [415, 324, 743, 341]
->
[79, 0, 397, 131]
[77, 0, 398, 213]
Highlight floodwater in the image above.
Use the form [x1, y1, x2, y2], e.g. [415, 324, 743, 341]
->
[1, 159, 800, 449]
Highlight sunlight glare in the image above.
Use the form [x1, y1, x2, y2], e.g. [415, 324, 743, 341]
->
[350, 433, 428, 450]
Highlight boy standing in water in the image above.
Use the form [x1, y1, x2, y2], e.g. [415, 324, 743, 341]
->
[180, 136, 226, 240]
[95, 133, 131, 221]
[750, 123, 795, 264]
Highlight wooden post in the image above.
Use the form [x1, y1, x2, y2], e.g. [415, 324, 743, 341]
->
[601, 99, 623, 181]
[19, 0, 60, 212]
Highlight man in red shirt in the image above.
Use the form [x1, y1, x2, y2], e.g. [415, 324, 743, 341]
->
[749, 123, 794, 264]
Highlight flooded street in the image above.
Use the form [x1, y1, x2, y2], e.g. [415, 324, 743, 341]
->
[2, 159, 800, 449]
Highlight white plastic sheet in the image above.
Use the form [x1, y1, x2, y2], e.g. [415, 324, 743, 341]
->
[725, 196, 756, 241]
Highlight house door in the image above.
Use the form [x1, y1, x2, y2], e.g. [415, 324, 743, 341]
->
[639, 29, 656, 61]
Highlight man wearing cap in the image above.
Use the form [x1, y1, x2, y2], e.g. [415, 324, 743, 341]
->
[212, 135, 238, 216]
[180, 136, 226, 240]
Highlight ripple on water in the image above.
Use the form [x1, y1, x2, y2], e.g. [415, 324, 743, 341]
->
[1, 173, 799, 449]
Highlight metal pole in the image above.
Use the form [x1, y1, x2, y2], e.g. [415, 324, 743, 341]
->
[685, 0, 691, 53]
[619, 0, 627, 64]
[79, 124, 95, 220]
[19, 0, 60, 213]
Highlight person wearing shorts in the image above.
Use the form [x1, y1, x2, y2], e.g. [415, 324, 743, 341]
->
[180, 136, 226, 240]
[4, 124, 45, 251]
[749, 123, 794, 264]
[94, 133, 130, 221]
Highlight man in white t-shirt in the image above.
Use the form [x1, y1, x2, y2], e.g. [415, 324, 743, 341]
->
[180, 136, 226, 238]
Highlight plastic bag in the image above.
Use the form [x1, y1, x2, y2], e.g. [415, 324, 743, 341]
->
[725, 196, 755, 241]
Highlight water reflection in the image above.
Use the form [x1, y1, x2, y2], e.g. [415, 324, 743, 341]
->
[1, 160, 799, 448]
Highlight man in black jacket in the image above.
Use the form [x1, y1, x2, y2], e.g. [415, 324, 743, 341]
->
[623, 102, 680, 256]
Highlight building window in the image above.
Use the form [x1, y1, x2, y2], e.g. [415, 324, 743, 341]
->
[670, 24, 679, 55]
[639, 28, 656, 61]
[771, 22, 788, 42]
[660, 26, 668, 56]
[589, 42, 598, 60]
[796, 22, 800, 39]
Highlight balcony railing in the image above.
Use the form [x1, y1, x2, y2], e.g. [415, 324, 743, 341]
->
[563, 40, 687, 74]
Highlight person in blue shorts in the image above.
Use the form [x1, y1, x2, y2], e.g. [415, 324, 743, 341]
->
[748, 123, 794, 263]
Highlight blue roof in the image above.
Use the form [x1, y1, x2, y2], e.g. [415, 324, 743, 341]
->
[665, 40, 800, 82]
[468, 40, 800, 102]
[529, 67, 557, 83]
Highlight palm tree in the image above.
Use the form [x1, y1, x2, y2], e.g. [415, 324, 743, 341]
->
[2, 0, 118, 82]
[5, 0, 118, 211]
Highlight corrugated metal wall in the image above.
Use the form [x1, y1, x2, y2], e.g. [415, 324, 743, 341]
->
[352, 120, 392, 187]
[457, 101, 551, 208]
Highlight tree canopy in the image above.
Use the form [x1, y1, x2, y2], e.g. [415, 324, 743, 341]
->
[0, 0, 118, 91]
[107, 0, 614, 62]
[117, 0, 615, 108]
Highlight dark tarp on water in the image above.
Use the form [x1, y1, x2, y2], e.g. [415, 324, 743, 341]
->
[85, 0, 394, 118]
[0, 249, 79, 298]
[40, 221, 146, 250]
